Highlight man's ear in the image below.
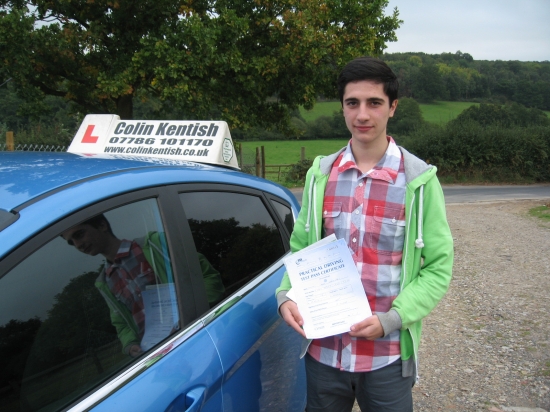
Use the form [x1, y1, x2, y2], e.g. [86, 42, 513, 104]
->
[389, 99, 398, 118]
[98, 219, 110, 233]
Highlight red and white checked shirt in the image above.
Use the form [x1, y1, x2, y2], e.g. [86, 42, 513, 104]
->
[105, 240, 159, 339]
[308, 137, 407, 372]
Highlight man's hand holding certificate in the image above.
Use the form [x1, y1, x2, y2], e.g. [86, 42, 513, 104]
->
[283, 236, 372, 339]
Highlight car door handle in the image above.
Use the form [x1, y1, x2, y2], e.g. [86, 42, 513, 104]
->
[165, 386, 206, 412]
[184, 387, 206, 412]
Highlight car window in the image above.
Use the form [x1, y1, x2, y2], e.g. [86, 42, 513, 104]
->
[0, 199, 179, 412]
[179, 191, 286, 296]
[270, 199, 294, 235]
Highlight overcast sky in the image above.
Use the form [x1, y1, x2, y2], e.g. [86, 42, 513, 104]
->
[384, 0, 550, 62]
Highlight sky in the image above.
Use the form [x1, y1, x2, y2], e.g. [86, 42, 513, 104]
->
[384, 0, 550, 62]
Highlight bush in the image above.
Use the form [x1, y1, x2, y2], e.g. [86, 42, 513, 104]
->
[388, 97, 425, 136]
[284, 158, 313, 184]
[450, 102, 549, 128]
[400, 101, 550, 182]
[4, 122, 75, 148]
[404, 122, 550, 182]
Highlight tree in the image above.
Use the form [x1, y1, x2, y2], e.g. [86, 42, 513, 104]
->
[25, 269, 116, 374]
[411, 64, 445, 102]
[0, 317, 42, 391]
[0, 0, 401, 127]
[0, 83, 78, 131]
[387, 97, 424, 136]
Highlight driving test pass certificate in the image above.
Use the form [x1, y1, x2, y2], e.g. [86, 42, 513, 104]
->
[141, 283, 179, 351]
[284, 237, 372, 339]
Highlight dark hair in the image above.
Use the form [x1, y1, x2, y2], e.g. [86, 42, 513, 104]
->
[337, 56, 399, 106]
[82, 214, 115, 236]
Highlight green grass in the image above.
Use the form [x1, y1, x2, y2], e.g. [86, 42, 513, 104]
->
[298, 100, 479, 125]
[419, 101, 479, 124]
[528, 204, 550, 222]
[299, 101, 342, 122]
[238, 140, 347, 164]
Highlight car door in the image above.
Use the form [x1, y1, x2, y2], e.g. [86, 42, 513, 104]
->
[176, 185, 306, 412]
[88, 183, 307, 411]
[0, 189, 224, 412]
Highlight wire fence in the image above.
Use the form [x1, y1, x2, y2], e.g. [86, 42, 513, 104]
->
[236, 144, 257, 175]
[1, 143, 68, 152]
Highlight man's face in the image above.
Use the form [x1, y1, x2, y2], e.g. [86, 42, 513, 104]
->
[61, 223, 110, 256]
[342, 80, 397, 148]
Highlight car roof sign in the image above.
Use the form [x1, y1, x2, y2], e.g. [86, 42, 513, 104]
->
[67, 114, 240, 169]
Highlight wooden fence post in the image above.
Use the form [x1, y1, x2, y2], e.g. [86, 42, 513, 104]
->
[238, 143, 243, 168]
[261, 146, 266, 178]
[6, 131, 14, 151]
[300, 146, 305, 161]
[255, 147, 261, 177]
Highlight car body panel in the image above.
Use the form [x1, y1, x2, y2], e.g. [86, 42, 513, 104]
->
[88, 327, 224, 412]
[205, 265, 306, 412]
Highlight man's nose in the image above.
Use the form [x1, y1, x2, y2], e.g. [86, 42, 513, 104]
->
[357, 103, 370, 120]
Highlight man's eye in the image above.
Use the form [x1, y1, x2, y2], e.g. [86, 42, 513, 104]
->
[73, 230, 85, 240]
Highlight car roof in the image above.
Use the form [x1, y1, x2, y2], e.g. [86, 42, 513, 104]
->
[0, 151, 287, 213]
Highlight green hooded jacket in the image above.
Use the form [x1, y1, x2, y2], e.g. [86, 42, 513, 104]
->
[276, 146, 454, 378]
[96, 231, 225, 354]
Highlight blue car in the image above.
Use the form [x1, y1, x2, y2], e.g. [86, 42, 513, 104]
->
[0, 116, 306, 412]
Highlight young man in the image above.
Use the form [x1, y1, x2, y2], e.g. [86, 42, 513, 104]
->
[276, 56, 453, 411]
[62, 214, 225, 356]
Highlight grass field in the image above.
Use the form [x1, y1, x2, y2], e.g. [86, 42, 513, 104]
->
[238, 140, 347, 164]
[419, 101, 479, 124]
[299, 100, 479, 124]
[299, 101, 341, 121]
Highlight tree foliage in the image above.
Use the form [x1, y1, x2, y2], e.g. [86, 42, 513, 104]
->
[450, 102, 550, 128]
[24, 269, 116, 374]
[387, 96, 424, 135]
[0, 0, 401, 127]
[385, 51, 550, 110]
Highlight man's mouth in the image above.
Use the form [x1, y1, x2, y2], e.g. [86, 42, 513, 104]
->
[355, 125, 373, 132]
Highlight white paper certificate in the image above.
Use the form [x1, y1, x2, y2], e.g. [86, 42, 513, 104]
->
[141, 283, 179, 351]
[284, 238, 372, 339]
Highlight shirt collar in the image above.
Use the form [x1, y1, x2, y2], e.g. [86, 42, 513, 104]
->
[113, 239, 133, 262]
[337, 136, 401, 184]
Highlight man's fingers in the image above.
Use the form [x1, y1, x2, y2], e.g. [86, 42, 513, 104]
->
[281, 301, 306, 338]
[349, 315, 383, 340]
[350, 318, 370, 331]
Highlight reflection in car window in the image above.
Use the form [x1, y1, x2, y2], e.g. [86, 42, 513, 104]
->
[179, 191, 286, 296]
[271, 199, 294, 235]
[0, 199, 179, 411]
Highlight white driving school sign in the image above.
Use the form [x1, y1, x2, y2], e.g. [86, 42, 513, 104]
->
[67, 115, 239, 169]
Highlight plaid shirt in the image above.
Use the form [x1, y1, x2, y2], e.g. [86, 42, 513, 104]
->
[308, 137, 406, 372]
[105, 240, 159, 339]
